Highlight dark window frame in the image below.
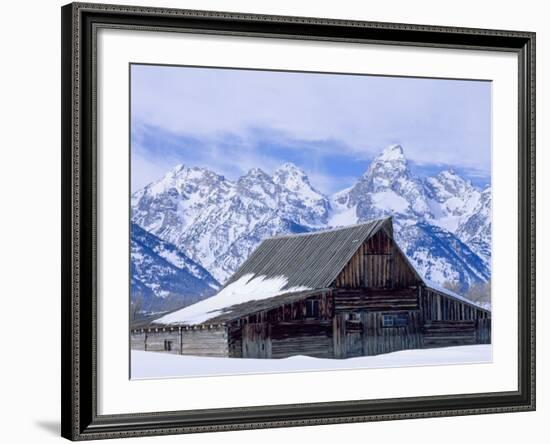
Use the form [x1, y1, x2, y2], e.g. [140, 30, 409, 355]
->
[305, 299, 320, 318]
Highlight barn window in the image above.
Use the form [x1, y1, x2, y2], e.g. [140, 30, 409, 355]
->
[305, 299, 319, 318]
[382, 313, 409, 327]
[164, 340, 173, 351]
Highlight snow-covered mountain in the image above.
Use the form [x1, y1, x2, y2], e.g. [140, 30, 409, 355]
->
[132, 163, 329, 282]
[395, 222, 489, 287]
[332, 144, 433, 223]
[328, 145, 491, 286]
[131, 144, 491, 293]
[131, 223, 220, 317]
[456, 186, 492, 263]
[425, 169, 481, 230]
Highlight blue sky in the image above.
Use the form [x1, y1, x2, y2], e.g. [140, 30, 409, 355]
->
[131, 64, 492, 193]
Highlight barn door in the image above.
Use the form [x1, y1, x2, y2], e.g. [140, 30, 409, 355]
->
[346, 314, 364, 357]
[242, 323, 271, 358]
[334, 313, 364, 358]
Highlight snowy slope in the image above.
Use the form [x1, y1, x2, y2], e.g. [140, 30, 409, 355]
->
[456, 186, 492, 263]
[131, 344, 492, 379]
[155, 273, 311, 325]
[394, 221, 490, 289]
[130, 223, 220, 316]
[425, 169, 480, 231]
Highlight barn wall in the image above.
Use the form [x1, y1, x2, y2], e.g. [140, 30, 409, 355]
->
[333, 229, 419, 289]
[363, 311, 423, 355]
[333, 288, 419, 312]
[142, 329, 181, 354]
[475, 318, 491, 344]
[228, 292, 334, 359]
[333, 311, 423, 358]
[227, 324, 243, 358]
[422, 320, 477, 347]
[241, 323, 271, 358]
[420, 287, 490, 321]
[420, 287, 491, 347]
[334, 240, 367, 289]
[228, 290, 333, 358]
[130, 326, 229, 357]
[233, 321, 334, 359]
[131, 332, 147, 351]
[270, 321, 333, 359]
[180, 327, 229, 357]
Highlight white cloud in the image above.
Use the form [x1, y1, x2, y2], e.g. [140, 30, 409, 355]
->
[131, 64, 492, 174]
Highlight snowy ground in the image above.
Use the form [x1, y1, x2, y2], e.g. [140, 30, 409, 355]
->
[131, 344, 492, 379]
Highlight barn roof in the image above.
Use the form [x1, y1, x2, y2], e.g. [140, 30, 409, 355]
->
[424, 281, 490, 313]
[152, 216, 489, 326]
[224, 217, 390, 290]
[204, 288, 330, 324]
[154, 218, 390, 326]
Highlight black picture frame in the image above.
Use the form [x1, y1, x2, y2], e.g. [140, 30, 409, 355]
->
[61, 2, 536, 440]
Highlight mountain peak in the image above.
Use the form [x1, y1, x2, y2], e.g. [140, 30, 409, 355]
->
[361, 144, 408, 181]
[165, 163, 228, 186]
[276, 162, 306, 175]
[272, 162, 325, 202]
[273, 162, 309, 184]
[165, 163, 211, 180]
[438, 168, 459, 179]
[169, 163, 186, 174]
[378, 144, 405, 161]
[243, 167, 270, 180]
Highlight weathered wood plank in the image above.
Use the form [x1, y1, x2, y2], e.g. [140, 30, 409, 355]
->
[333, 314, 346, 359]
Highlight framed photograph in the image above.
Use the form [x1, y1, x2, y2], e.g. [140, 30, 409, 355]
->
[61, 2, 535, 440]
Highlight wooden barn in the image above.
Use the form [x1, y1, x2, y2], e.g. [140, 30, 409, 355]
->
[131, 217, 490, 359]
